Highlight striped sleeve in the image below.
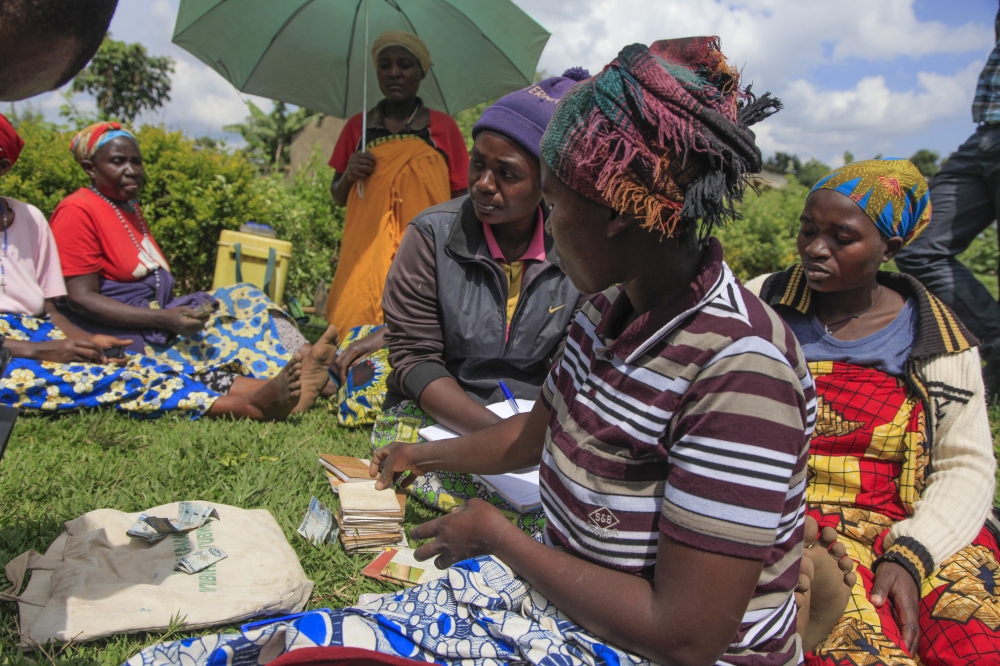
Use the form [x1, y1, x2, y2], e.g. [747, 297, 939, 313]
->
[659, 336, 812, 560]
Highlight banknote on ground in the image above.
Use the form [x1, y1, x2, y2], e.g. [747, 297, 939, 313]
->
[297, 496, 336, 545]
[175, 547, 228, 574]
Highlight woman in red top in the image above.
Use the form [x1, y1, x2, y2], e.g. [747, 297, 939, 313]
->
[49, 122, 330, 404]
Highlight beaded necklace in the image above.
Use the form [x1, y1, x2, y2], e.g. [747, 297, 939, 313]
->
[88, 186, 161, 292]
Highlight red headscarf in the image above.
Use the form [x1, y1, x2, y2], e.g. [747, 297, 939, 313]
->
[0, 113, 24, 166]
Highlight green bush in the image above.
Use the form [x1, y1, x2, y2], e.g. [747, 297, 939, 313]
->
[716, 182, 807, 282]
[959, 224, 999, 277]
[2, 121, 342, 303]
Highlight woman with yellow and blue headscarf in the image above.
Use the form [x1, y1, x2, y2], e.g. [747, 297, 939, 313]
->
[748, 158, 1000, 664]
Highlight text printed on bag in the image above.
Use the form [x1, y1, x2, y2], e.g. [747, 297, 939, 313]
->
[170, 523, 218, 591]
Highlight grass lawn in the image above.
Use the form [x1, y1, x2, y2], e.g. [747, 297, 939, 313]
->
[0, 403, 442, 666]
[3, 398, 1000, 665]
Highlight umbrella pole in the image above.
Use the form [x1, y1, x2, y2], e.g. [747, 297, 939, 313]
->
[357, 0, 369, 199]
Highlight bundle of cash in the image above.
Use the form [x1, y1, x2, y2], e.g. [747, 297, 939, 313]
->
[175, 546, 228, 574]
[127, 502, 220, 543]
[297, 496, 337, 546]
[336, 480, 407, 554]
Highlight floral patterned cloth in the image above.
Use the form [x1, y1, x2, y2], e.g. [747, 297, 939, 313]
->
[0, 313, 219, 419]
[126, 555, 648, 666]
[331, 325, 390, 427]
[370, 401, 547, 540]
[146, 284, 295, 380]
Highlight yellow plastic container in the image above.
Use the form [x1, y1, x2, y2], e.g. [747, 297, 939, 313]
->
[211, 230, 293, 305]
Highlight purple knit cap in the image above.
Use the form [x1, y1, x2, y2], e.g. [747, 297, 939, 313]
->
[473, 68, 590, 160]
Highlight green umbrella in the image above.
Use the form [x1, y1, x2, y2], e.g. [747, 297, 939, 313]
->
[171, 0, 550, 118]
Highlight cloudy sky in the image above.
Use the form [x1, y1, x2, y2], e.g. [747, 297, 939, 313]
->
[11, 0, 997, 166]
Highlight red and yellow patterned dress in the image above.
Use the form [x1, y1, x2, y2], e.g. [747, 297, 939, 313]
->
[806, 361, 1000, 666]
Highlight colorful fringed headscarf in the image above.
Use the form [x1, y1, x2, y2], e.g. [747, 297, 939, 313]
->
[811, 159, 931, 246]
[540, 36, 781, 237]
[70, 122, 136, 163]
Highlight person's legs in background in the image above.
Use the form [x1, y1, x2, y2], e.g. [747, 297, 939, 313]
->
[896, 125, 1000, 398]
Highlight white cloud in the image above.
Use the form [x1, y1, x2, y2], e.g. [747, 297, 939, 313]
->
[522, 0, 991, 83]
[759, 60, 983, 161]
[516, 0, 993, 163]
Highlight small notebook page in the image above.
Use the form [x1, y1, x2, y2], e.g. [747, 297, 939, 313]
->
[476, 467, 541, 511]
[338, 480, 404, 513]
[418, 400, 535, 441]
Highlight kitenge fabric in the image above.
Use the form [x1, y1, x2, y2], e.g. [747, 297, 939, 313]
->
[0, 313, 219, 419]
[148, 283, 295, 380]
[540, 37, 781, 236]
[801, 360, 1000, 663]
[127, 555, 651, 666]
[70, 122, 136, 162]
[330, 324, 390, 427]
[370, 401, 546, 540]
[807, 506, 1000, 666]
[812, 159, 931, 246]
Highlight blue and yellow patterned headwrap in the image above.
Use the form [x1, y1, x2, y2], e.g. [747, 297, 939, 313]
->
[811, 158, 931, 246]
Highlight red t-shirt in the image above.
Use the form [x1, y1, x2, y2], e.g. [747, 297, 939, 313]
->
[328, 109, 470, 194]
[49, 188, 170, 282]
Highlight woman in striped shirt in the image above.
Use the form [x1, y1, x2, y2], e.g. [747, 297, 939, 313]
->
[373, 38, 814, 666]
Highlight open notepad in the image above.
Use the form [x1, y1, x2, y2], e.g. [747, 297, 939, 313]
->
[418, 399, 541, 512]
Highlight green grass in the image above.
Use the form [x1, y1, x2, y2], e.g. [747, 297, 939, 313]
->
[3, 398, 1000, 665]
[0, 403, 440, 666]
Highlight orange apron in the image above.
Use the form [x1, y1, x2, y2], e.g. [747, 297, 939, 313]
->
[326, 134, 451, 333]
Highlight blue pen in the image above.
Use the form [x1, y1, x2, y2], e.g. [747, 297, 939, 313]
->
[498, 380, 520, 414]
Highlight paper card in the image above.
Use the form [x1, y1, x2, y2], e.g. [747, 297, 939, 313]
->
[380, 547, 448, 586]
[319, 455, 372, 482]
[338, 480, 405, 513]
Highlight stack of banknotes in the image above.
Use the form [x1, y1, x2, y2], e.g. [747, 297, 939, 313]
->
[336, 480, 407, 554]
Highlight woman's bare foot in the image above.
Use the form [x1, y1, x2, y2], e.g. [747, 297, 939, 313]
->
[208, 354, 302, 421]
[797, 516, 858, 652]
[292, 326, 339, 414]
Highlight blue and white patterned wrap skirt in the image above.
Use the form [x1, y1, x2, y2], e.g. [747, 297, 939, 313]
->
[127, 555, 648, 666]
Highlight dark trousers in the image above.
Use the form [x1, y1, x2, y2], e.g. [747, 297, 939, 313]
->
[896, 124, 1000, 394]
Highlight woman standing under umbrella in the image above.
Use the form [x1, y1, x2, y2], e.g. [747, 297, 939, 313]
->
[326, 30, 468, 339]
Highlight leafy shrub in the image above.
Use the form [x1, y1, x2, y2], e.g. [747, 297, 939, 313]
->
[2, 121, 342, 302]
[716, 182, 808, 282]
[1, 119, 88, 215]
[959, 224, 999, 276]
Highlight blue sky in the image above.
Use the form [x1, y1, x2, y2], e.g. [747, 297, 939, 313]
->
[11, 0, 997, 167]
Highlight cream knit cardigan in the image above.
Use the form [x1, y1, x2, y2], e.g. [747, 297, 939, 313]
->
[746, 274, 996, 570]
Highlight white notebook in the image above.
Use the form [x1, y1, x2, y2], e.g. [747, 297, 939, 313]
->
[417, 399, 540, 512]
[417, 399, 535, 441]
[477, 467, 541, 512]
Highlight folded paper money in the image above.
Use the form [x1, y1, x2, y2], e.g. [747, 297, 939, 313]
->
[175, 547, 228, 574]
[297, 496, 336, 546]
[127, 502, 220, 542]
